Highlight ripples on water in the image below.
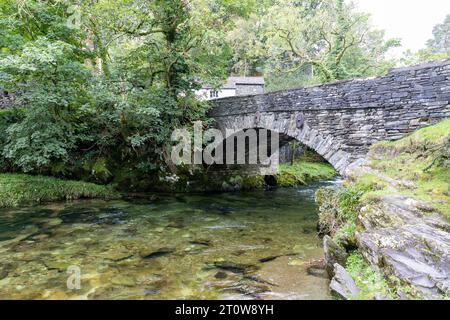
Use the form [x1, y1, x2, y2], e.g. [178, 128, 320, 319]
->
[0, 180, 341, 300]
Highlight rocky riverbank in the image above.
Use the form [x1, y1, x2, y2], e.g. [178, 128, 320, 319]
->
[317, 119, 450, 300]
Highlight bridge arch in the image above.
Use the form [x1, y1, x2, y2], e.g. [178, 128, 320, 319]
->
[214, 112, 356, 175]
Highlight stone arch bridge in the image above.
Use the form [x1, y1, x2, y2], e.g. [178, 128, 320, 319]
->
[210, 60, 450, 175]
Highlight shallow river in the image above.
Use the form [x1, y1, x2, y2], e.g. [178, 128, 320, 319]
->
[0, 180, 341, 300]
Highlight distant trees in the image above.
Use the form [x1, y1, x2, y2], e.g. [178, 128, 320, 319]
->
[226, 0, 400, 90]
[402, 14, 450, 65]
[427, 14, 450, 54]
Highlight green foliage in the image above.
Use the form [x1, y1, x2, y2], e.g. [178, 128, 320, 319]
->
[346, 251, 430, 299]
[82, 157, 112, 183]
[0, 38, 91, 172]
[0, 0, 84, 56]
[316, 182, 373, 245]
[315, 187, 339, 233]
[265, 67, 320, 92]
[427, 14, 450, 54]
[0, 108, 24, 170]
[0, 0, 227, 188]
[0, 173, 118, 207]
[401, 14, 450, 65]
[345, 252, 394, 300]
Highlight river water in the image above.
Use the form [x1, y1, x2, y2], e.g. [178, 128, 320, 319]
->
[0, 180, 341, 300]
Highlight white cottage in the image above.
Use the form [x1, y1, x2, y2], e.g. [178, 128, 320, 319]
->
[196, 77, 265, 100]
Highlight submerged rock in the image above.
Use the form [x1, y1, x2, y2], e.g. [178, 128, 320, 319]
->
[214, 271, 228, 279]
[212, 262, 259, 274]
[330, 264, 360, 300]
[307, 265, 328, 279]
[259, 253, 297, 263]
[323, 236, 348, 277]
[259, 256, 278, 263]
[167, 217, 185, 229]
[111, 275, 136, 287]
[220, 280, 270, 299]
[44, 260, 72, 272]
[60, 207, 128, 225]
[189, 239, 211, 246]
[218, 207, 234, 215]
[144, 286, 160, 296]
[140, 248, 175, 260]
[0, 263, 16, 280]
[104, 251, 134, 262]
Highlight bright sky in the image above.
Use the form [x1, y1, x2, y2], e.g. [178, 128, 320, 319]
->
[351, 0, 450, 55]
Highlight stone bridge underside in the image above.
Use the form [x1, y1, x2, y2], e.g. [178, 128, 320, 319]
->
[210, 60, 450, 175]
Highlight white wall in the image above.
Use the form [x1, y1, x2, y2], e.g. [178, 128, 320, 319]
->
[195, 88, 237, 100]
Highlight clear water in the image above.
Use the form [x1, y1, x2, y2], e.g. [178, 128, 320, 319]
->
[0, 180, 341, 300]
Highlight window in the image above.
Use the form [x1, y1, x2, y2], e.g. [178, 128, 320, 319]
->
[210, 90, 218, 98]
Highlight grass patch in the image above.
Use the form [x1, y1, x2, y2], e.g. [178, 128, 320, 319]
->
[276, 159, 337, 187]
[0, 173, 119, 207]
[346, 252, 429, 300]
[368, 119, 450, 219]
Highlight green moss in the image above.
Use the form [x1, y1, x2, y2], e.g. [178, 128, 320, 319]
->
[367, 119, 450, 219]
[276, 160, 337, 187]
[335, 221, 357, 245]
[241, 175, 265, 190]
[0, 173, 119, 208]
[345, 252, 395, 300]
[386, 275, 424, 300]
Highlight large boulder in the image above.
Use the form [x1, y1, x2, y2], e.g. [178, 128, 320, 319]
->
[323, 235, 348, 277]
[330, 263, 360, 300]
